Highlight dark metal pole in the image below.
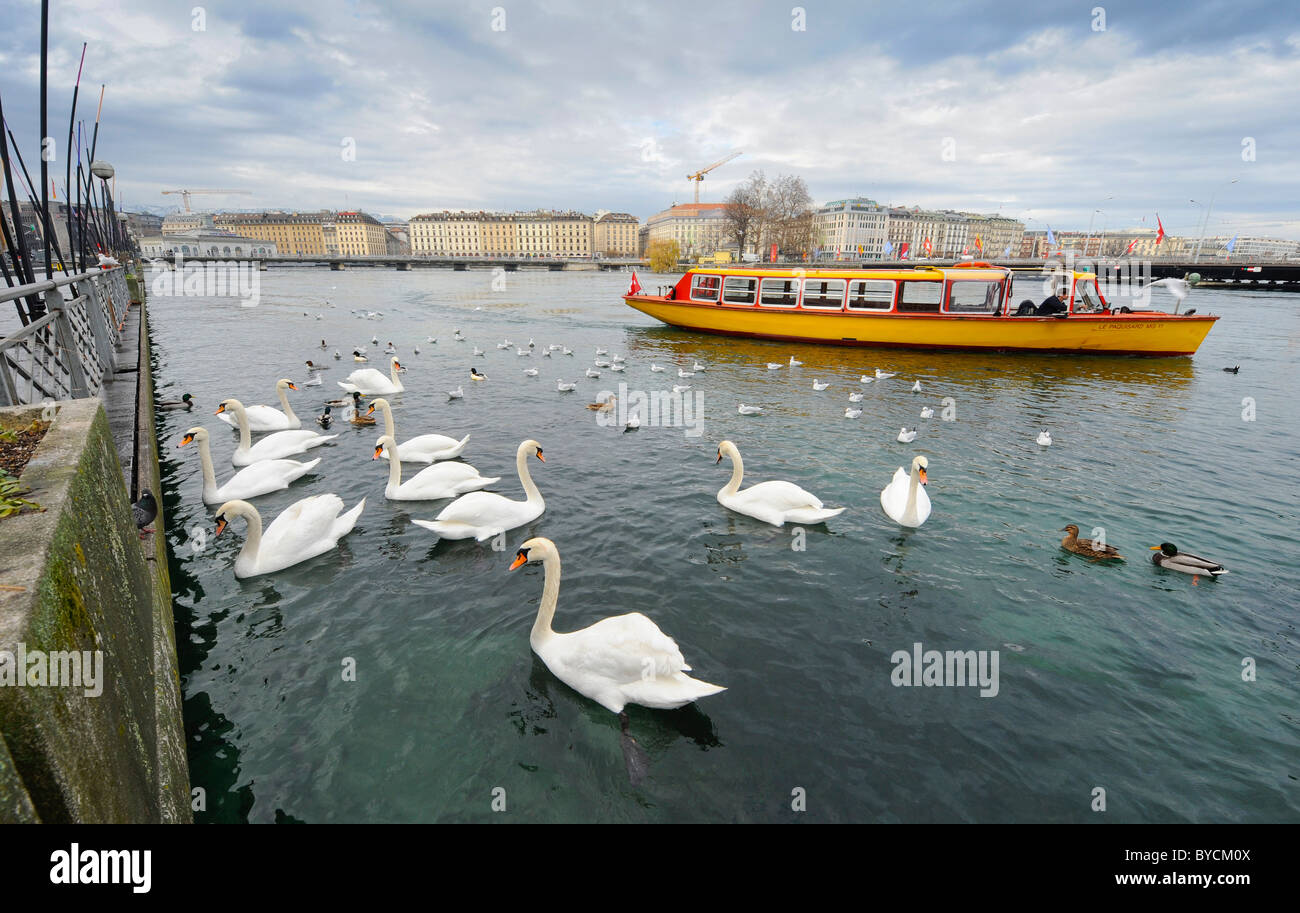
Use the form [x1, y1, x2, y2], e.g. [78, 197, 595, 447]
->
[39, 0, 51, 280]
[65, 43, 86, 273]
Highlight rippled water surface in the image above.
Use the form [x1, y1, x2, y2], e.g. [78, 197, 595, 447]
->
[149, 267, 1300, 822]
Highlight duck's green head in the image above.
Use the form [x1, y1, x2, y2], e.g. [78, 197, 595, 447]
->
[1150, 543, 1178, 556]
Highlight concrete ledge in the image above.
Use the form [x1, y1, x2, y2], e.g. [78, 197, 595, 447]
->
[0, 397, 190, 822]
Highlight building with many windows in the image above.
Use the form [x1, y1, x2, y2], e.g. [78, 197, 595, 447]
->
[813, 198, 889, 260]
[645, 203, 728, 259]
[593, 211, 639, 257]
[407, 209, 622, 258]
[138, 231, 278, 258]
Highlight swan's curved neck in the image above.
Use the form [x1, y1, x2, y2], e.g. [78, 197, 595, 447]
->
[390, 360, 401, 385]
[722, 448, 744, 496]
[530, 549, 560, 647]
[517, 445, 543, 505]
[277, 385, 298, 424]
[379, 400, 395, 439]
[196, 436, 218, 500]
[385, 441, 402, 491]
[235, 505, 263, 562]
[904, 465, 921, 522]
[231, 404, 251, 452]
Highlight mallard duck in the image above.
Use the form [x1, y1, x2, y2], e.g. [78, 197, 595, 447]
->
[317, 406, 333, 429]
[587, 395, 616, 412]
[158, 393, 196, 410]
[1060, 525, 1124, 560]
[345, 392, 375, 425]
[1149, 543, 1227, 577]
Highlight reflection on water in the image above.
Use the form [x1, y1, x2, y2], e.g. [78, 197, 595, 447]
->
[153, 270, 1299, 823]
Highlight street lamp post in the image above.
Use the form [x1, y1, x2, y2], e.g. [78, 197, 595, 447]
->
[1193, 179, 1238, 264]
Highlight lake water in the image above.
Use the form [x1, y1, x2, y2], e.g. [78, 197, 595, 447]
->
[148, 266, 1300, 822]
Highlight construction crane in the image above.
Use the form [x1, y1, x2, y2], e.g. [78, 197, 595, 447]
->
[161, 189, 252, 212]
[686, 152, 742, 204]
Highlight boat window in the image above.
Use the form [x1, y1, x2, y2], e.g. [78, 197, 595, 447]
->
[691, 274, 721, 301]
[946, 280, 1001, 314]
[722, 276, 757, 304]
[847, 279, 895, 310]
[1074, 280, 1101, 313]
[897, 281, 943, 313]
[759, 278, 800, 308]
[801, 279, 845, 309]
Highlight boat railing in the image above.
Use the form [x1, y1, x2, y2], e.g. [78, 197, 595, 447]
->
[0, 267, 131, 407]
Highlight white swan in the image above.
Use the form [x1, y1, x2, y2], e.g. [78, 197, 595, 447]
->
[367, 397, 468, 462]
[1037, 430, 1053, 446]
[216, 378, 301, 431]
[413, 440, 545, 541]
[216, 398, 337, 466]
[510, 537, 726, 714]
[178, 427, 319, 505]
[338, 356, 405, 394]
[714, 440, 844, 526]
[881, 455, 930, 528]
[214, 494, 365, 578]
[373, 436, 498, 500]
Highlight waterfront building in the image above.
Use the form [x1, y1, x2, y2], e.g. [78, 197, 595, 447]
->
[161, 213, 213, 235]
[333, 211, 390, 256]
[813, 198, 889, 260]
[646, 203, 729, 259]
[213, 211, 330, 255]
[138, 230, 278, 257]
[593, 211, 640, 257]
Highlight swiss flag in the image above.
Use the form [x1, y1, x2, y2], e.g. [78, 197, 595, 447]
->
[1155, 214, 1165, 245]
[626, 270, 642, 296]
[1124, 238, 1139, 255]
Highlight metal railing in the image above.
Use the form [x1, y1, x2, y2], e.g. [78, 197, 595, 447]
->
[0, 266, 131, 407]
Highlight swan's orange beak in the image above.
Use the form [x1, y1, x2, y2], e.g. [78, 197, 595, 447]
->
[535, 449, 545, 463]
[509, 551, 528, 570]
[715, 451, 722, 463]
[178, 434, 194, 447]
[394, 361, 403, 371]
[919, 468, 928, 485]
[214, 517, 228, 537]
[214, 403, 226, 415]
[366, 404, 376, 416]
[288, 382, 298, 391]
[372, 445, 384, 460]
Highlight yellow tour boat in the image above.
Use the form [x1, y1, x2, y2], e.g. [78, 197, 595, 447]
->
[623, 264, 1218, 356]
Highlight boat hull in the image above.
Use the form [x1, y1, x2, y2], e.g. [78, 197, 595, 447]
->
[623, 297, 1218, 356]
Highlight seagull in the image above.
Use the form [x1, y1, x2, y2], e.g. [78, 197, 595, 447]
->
[595, 347, 608, 356]
[859, 375, 873, 384]
[789, 355, 803, 366]
[557, 380, 576, 392]
[470, 368, 487, 381]
[562, 347, 573, 356]
[320, 339, 328, 349]
[848, 392, 863, 403]
[586, 368, 601, 378]
[767, 363, 783, 370]
[414, 345, 420, 355]
[692, 361, 705, 372]
[334, 350, 341, 360]
[517, 348, 531, 357]
[528, 338, 536, 348]
[738, 404, 764, 415]
[911, 380, 922, 392]
[498, 340, 512, 350]
[1037, 430, 1052, 446]
[594, 360, 612, 368]
[624, 415, 641, 432]
[447, 386, 464, 399]
[673, 384, 691, 393]
[612, 354, 626, 363]
[1149, 277, 1191, 303]
[920, 407, 935, 418]
[132, 491, 158, 538]
[385, 343, 397, 355]
[844, 407, 863, 419]
[609, 363, 626, 372]
[897, 427, 917, 443]
[875, 368, 896, 379]
[812, 380, 829, 391]
[303, 374, 322, 387]
[371, 335, 379, 345]
[453, 330, 465, 341]
[427, 335, 436, 343]
[678, 368, 695, 378]
[650, 364, 665, 372]
[523, 368, 539, 376]
[549, 344, 563, 351]
[473, 347, 485, 356]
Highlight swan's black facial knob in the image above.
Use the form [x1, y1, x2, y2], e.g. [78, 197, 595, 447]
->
[509, 547, 531, 571]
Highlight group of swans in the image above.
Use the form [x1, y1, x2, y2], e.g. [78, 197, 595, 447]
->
[374, 436, 498, 500]
[215, 399, 337, 466]
[215, 495, 365, 578]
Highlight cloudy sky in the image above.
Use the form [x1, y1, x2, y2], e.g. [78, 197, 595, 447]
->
[2, 0, 1298, 237]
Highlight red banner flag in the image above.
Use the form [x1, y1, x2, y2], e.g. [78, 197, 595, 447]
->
[1124, 238, 1139, 255]
[770, 243, 778, 263]
[900, 242, 910, 259]
[626, 270, 642, 296]
[923, 237, 932, 256]
[1155, 214, 1165, 245]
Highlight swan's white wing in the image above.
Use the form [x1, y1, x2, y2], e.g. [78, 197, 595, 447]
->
[260, 494, 346, 557]
[433, 491, 518, 525]
[735, 480, 825, 512]
[377, 433, 468, 461]
[881, 467, 909, 520]
[247, 429, 334, 460]
[552, 614, 687, 684]
[215, 458, 318, 501]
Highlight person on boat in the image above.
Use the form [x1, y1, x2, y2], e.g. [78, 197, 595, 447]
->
[1036, 290, 1068, 315]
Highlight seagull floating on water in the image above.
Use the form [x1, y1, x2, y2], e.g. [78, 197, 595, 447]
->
[789, 355, 802, 366]
[738, 404, 763, 415]
[767, 363, 783, 370]
[673, 384, 691, 393]
[586, 368, 601, 378]
[897, 427, 917, 443]
[650, 364, 665, 372]
[920, 406, 935, 419]
[875, 368, 896, 379]
[1037, 430, 1052, 446]
[447, 386, 464, 399]
[812, 380, 829, 391]
[848, 392, 863, 403]
[911, 380, 921, 392]
[557, 380, 576, 392]
[845, 407, 863, 419]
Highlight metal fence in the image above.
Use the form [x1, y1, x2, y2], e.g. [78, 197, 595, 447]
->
[0, 267, 131, 407]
